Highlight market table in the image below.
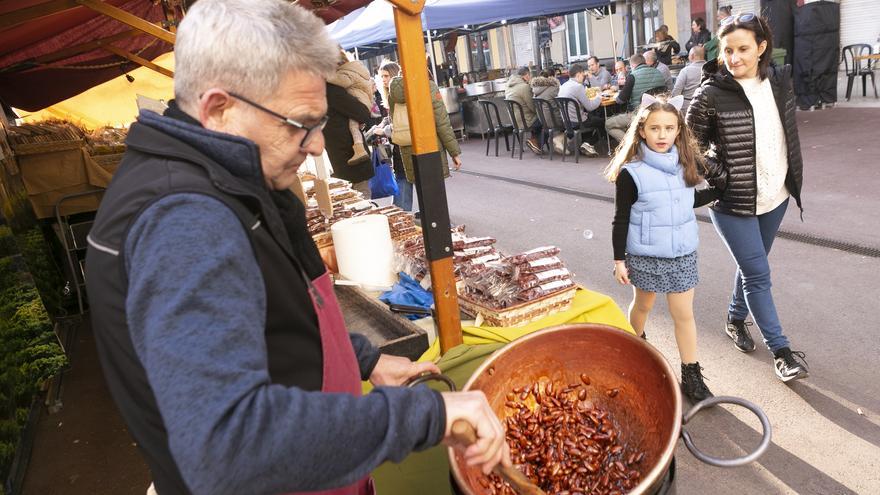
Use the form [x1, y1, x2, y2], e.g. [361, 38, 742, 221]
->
[371, 287, 634, 494]
[599, 91, 619, 156]
[854, 53, 880, 62]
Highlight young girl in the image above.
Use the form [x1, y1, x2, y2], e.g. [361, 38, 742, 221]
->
[605, 93, 719, 402]
[327, 50, 373, 166]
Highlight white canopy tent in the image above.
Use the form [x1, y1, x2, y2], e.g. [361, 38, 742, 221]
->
[327, 0, 611, 50]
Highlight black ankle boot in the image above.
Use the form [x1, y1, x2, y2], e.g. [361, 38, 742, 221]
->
[681, 362, 713, 402]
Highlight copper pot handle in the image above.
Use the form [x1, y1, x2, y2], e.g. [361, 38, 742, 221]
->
[681, 396, 772, 467]
[403, 372, 457, 391]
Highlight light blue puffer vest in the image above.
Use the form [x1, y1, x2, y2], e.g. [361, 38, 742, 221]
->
[623, 143, 699, 259]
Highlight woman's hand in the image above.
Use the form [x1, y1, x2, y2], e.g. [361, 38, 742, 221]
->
[452, 155, 462, 171]
[614, 260, 630, 285]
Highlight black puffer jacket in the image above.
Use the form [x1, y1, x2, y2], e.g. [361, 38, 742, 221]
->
[686, 60, 803, 217]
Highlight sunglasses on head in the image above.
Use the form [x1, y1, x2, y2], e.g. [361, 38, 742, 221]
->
[720, 12, 757, 26]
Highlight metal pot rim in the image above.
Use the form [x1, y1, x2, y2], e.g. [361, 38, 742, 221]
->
[448, 323, 682, 495]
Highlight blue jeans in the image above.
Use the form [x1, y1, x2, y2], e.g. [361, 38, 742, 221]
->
[393, 175, 413, 211]
[709, 199, 790, 352]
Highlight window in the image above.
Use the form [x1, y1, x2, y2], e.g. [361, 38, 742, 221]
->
[566, 12, 590, 61]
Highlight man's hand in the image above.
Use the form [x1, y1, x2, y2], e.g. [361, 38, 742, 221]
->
[368, 354, 440, 387]
[451, 155, 462, 171]
[441, 391, 511, 475]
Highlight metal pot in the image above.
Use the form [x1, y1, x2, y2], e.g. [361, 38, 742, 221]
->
[491, 78, 508, 93]
[447, 324, 771, 495]
[465, 81, 495, 97]
[440, 87, 461, 114]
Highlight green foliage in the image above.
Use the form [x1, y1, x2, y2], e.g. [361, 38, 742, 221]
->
[13, 227, 63, 315]
[0, 228, 68, 486]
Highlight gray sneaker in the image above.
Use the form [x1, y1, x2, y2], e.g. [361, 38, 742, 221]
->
[774, 347, 809, 382]
[725, 318, 756, 353]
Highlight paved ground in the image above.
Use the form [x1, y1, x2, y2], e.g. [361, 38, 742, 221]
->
[443, 105, 880, 494]
[19, 104, 879, 494]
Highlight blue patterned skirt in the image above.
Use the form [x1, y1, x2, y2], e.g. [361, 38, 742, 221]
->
[626, 251, 698, 293]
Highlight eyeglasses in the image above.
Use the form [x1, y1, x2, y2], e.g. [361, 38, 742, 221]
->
[227, 91, 328, 148]
[720, 12, 757, 27]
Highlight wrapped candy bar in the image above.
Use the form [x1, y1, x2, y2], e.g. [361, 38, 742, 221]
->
[503, 246, 561, 264]
[517, 279, 576, 302]
[515, 268, 572, 289]
[451, 235, 496, 250]
[513, 256, 565, 274]
[453, 246, 496, 263]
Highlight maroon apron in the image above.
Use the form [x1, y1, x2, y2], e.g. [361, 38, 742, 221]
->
[286, 271, 374, 495]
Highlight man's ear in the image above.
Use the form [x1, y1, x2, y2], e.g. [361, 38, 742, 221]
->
[198, 89, 233, 131]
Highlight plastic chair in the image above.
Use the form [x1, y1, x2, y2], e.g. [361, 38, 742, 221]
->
[533, 99, 561, 161]
[556, 96, 602, 163]
[842, 44, 877, 100]
[504, 99, 529, 160]
[478, 99, 512, 157]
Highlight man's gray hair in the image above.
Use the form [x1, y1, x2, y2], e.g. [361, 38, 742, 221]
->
[174, 0, 338, 109]
[643, 50, 656, 63]
[516, 66, 531, 77]
[630, 54, 646, 66]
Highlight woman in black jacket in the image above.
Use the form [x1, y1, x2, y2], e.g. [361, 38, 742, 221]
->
[685, 17, 711, 52]
[325, 82, 373, 198]
[686, 14, 808, 382]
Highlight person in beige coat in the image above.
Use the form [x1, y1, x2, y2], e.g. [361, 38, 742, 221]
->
[504, 67, 542, 154]
[388, 75, 461, 184]
[327, 51, 373, 165]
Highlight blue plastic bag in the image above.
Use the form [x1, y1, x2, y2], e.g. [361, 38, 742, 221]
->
[369, 147, 399, 199]
[379, 272, 434, 320]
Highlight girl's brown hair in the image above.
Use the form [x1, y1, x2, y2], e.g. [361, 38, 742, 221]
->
[604, 97, 705, 187]
[718, 14, 774, 80]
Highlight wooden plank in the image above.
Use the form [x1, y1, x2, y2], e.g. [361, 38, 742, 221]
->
[76, 0, 175, 44]
[393, 2, 462, 354]
[102, 43, 173, 78]
[0, 0, 78, 32]
[33, 29, 140, 64]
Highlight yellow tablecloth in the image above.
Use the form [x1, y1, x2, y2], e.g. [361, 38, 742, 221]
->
[419, 287, 635, 362]
[371, 287, 633, 494]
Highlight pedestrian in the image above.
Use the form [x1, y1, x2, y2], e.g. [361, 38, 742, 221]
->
[327, 50, 373, 166]
[685, 17, 712, 52]
[604, 93, 718, 402]
[687, 13, 808, 382]
[504, 66, 543, 154]
[704, 5, 733, 61]
[84, 1, 509, 494]
[671, 46, 707, 113]
[605, 53, 666, 146]
[374, 61, 413, 211]
[388, 74, 462, 198]
[557, 63, 603, 156]
[586, 56, 613, 90]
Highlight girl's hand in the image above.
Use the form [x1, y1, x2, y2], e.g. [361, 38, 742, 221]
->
[614, 261, 630, 285]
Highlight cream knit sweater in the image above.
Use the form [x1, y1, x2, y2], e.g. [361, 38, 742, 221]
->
[737, 76, 790, 215]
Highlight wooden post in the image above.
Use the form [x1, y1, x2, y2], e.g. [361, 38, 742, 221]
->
[76, 0, 176, 44]
[389, 0, 463, 354]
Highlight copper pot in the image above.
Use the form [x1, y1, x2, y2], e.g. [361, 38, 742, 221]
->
[447, 323, 771, 495]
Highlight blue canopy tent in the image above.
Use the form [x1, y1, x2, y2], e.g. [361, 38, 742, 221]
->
[327, 0, 612, 52]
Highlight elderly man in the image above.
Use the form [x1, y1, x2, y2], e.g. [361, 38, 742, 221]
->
[672, 46, 707, 113]
[505, 66, 542, 154]
[558, 63, 603, 156]
[605, 53, 666, 143]
[85, 1, 508, 494]
[586, 56, 613, 89]
[644, 50, 673, 91]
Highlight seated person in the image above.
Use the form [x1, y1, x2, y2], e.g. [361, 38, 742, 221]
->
[558, 63, 603, 156]
[504, 66, 543, 154]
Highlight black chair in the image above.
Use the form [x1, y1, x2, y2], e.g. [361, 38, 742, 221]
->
[555, 97, 605, 163]
[478, 99, 512, 157]
[504, 99, 530, 160]
[842, 44, 877, 100]
[533, 98, 560, 161]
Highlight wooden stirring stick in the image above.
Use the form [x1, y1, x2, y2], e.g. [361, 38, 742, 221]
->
[451, 420, 547, 495]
